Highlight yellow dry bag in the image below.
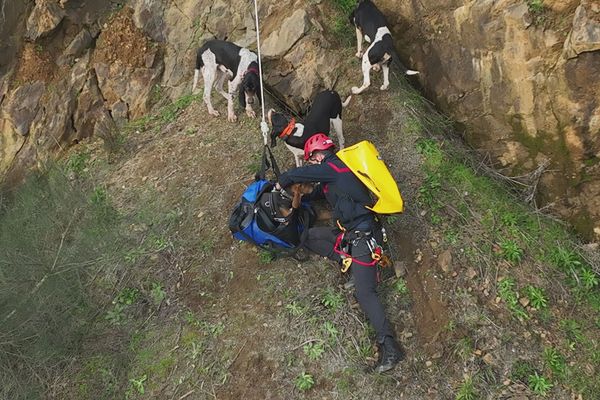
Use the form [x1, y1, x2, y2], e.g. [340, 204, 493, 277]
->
[336, 141, 403, 214]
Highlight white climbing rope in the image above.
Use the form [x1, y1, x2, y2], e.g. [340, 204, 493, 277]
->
[252, 0, 269, 145]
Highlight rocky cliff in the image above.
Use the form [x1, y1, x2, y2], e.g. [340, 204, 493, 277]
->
[382, 0, 600, 238]
[1, 0, 599, 240]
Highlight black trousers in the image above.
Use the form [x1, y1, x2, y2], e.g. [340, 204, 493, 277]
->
[305, 226, 394, 342]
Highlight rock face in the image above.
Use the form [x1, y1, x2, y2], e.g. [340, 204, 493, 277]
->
[379, 0, 600, 239]
[25, 0, 65, 41]
[1, 0, 599, 239]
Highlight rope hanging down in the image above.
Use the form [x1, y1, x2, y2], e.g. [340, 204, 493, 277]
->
[252, 0, 269, 145]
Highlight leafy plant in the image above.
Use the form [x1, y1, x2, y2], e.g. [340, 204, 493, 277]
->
[105, 303, 127, 325]
[455, 375, 477, 400]
[129, 374, 147, 395]
[543, 347, 567, 379]
[66, 151, 90, 174]
[580, 267, 599, 289]
[116, 288, 139, 305]
[322, 321, 339, 340]
[91, 187, 108, 206]
[499, 239, 523, 263]
[454, 336, 473, 361]
[303, 342, 325, 361]
[510, 360, 536, 383]
[322, 288, 344, 311]
[332, 0, 357, 13]
[500, 212, 518, 227]
[524, 285, 548, 309]
[528, 371, 552, 396]
[295, 372, 315, 391]
[560, 319, 584, 348]
[527, 0, 544, 14]
[550, 246, 581, 272]
[285, 301, 306, 317]
[394, 278, 409, 295]
[497, 278, 529, 320]
[152, 236, 171, 252]
[418, 171, 442, 208]
[106, 288, 139, 325]
[150, 282, 167, 306]
[258, 250, 274, 264]
[386, 215, 399, 224]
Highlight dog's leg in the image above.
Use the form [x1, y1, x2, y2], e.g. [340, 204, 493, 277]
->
[286, 143, 304, 167]
[355, 27, 363, 58]
[351, 54, 372, 95]
[380, 62, 390, 91]
[245, 93, 256, 118]
[202, 66, 220, 117]
[331, 116, 345, 149]
[214, 69, 229, 100]
[227, 79, 239, 123]
[192, 69, 200, 93]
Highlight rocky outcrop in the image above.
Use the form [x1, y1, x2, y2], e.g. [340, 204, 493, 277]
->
[565, 3, 600, 58]
[25, 0, 65, 41]
[381, 0, 600, 239]
[1, 4, 164, 180]
[1, 0, 599, 239]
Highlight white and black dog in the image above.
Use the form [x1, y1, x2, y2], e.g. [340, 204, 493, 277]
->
[349, 0, 419, 95]
[268, 90, 351, 167]
[192, 39, 261, 122]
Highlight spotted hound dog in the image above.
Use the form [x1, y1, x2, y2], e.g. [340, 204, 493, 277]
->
[349, 0, 419, 95]
[192, 39, 261, 122]
[268, 90, 351, 167]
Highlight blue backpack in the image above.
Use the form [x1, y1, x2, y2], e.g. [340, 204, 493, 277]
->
[228, 146, 313, 259]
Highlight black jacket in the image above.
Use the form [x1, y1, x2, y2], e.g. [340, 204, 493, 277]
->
[279, 152, 374, 230]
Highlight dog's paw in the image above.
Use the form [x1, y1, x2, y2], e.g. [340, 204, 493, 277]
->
[228, 113, 238, 123]
[380, 84, 389, 91]
[355, 51, 362, 59]
[246, 109, 256, 118]
[351, 86, 362, 95]
[209, 109, 220, 117]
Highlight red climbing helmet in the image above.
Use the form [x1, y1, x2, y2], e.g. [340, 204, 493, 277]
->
[304, 133, 335, 161]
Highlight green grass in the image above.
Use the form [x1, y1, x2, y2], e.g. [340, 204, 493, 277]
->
[330, 0, 357, 46]
[122, 94, 200, 136]
[527, 0, 544, 14]
[528, 371, 553, 396]
[510, 360, 536, 383]
[295, 372, 315, 391]
[455, 375, 478, 400]
[524, 285, 548, 309]
[303, 342, 325, 361]
[497, 278, 529, 320]
[499, 239, 524, 263]
[0, 166, 131, 399]
[321, 288, 344, 311]
[543, 347, 567, 379]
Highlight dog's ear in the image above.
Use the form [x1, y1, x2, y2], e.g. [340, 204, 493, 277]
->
[270, 112, 288, 146]
[253, 74, 262, 106]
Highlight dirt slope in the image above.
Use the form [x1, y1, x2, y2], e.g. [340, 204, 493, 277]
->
[54, 56, 598, 400]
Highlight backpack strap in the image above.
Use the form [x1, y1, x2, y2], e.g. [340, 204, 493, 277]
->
[256, 145, 281, 181]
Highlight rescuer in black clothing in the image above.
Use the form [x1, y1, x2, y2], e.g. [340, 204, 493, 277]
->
[277, 133, 404, 373]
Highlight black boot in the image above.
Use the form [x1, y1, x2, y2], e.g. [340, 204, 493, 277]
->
[374, 336, 405, 373]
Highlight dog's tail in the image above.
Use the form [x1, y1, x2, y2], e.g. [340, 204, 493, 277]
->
[342, 95, 352, 108]
[390, 47, 419, 76]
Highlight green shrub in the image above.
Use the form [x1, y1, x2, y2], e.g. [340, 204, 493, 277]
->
[0, 167, 127, 398]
